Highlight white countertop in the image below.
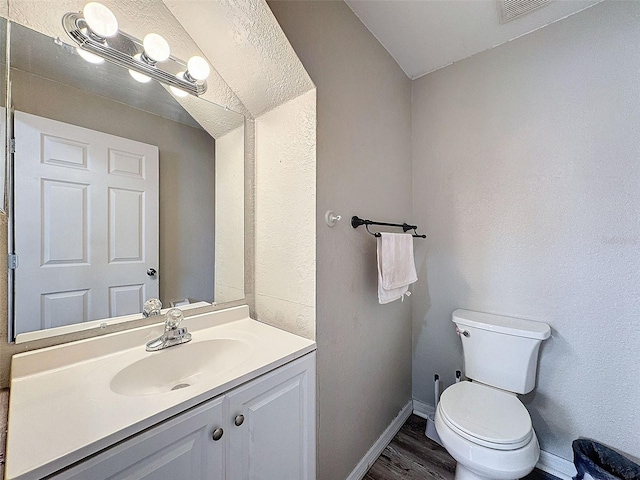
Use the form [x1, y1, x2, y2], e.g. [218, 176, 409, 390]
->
[5, 306, 316, 480]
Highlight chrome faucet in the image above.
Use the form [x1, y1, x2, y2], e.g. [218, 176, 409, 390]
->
[145, 307, 192, 352]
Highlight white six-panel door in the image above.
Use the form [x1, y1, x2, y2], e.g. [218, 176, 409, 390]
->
[14, 111, 159, 335]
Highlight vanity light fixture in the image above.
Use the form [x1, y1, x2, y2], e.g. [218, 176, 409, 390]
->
[63, 2, 210, 96]
[142, 33, 171, 64]
[170, 75, 190, 98]
[185, 56, 211, 82]
[128, 56, 152, 83]
[75, 46, 104, 64]
[83, 2, 119, 39]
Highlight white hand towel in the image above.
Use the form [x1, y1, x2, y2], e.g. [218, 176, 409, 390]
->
[377, 232, 418, 304]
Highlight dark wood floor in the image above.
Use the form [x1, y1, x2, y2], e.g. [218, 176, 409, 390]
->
[364, 415, 560, 480]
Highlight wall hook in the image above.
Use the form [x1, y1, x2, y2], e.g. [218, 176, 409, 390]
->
[325, 210, 342, 227]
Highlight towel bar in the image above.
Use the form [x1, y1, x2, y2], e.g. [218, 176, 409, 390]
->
[351, 216, 426, 238]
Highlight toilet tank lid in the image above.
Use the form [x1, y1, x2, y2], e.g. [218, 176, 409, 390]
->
[452, 309, 550, 340]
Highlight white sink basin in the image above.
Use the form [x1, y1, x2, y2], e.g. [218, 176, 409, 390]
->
[110, 339, 252, 396]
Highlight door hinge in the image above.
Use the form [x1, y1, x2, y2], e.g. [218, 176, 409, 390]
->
[8, 254, 18, 270]
[10, 138, 15, 154]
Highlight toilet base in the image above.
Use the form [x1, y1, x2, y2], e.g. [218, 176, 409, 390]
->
[454, 463, 518, 480]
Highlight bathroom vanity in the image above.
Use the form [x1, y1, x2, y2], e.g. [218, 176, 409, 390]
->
[5, 306, 316, 480]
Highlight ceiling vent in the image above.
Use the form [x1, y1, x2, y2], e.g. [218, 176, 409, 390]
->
[497, 0, 551, 23]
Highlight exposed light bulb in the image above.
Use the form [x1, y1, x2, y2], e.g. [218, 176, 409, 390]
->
[83, 2, 118, 38]
[76, 47, 104, 64]
[129, 69, 152, 83]
[129, 54, 152, 83]
[170, 72, 189, 97]
[143, 33, 170, 62]
[186, 56, 210, 81]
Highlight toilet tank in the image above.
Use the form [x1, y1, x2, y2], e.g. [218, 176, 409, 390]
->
[453, 309, 551, 394]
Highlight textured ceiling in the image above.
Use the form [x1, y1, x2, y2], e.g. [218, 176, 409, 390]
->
[345, 0, 603, 79]
[165, 0, 315, 118]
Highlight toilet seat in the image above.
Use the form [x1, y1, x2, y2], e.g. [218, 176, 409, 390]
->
[438, 381, 533, 451]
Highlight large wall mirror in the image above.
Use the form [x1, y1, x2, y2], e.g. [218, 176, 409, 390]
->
[7, 18, 246, 342]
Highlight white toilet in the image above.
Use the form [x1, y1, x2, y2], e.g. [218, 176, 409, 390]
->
[435, 309, 551, 480]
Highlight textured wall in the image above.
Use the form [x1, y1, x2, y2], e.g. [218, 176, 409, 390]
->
[165, 0, 317, 340]
[215, 126, 246, 304]
[268, 2, 413, 479]
[412, 1, 640, 461]
[254, 90, 316, 340]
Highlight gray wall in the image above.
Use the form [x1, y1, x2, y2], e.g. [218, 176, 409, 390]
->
[412, 1, 640, 461]
[12, 70, 215, 309]
[268, 2, 413, 479]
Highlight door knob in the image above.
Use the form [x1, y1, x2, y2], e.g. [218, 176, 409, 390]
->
[234, 414, 244, 426]
[212, 428, 224, 441]
[146, 268, 157, 277]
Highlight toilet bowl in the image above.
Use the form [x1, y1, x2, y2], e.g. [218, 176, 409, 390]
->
[434, 309, 551, 480]
[435, 381, 540, 480]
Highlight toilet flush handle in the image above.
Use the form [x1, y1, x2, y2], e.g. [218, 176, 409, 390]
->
[456, 326, 470, 337]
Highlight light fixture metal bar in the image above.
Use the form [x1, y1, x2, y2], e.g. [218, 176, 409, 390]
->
[62, 12, 206, 96]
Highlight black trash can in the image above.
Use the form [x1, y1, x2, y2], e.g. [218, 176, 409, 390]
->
[572, 439, 640, 480]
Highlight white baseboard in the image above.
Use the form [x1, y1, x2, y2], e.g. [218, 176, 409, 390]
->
[412, 399, 577, 480]
[537, 450, 576, 480]
[412, 398, 435, 419]
[346, 400, 413, 480]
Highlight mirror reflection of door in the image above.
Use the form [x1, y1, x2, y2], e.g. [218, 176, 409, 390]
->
[7, 21, 245, 341]
[14, 111, 159, 335]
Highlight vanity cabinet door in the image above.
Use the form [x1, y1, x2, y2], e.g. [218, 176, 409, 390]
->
[50, 396, 225, 480]
[226, 353, 316, 480]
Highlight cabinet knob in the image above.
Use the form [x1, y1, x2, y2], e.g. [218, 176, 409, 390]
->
[212, 428, 224, 441]
[234, 414, 244, 426]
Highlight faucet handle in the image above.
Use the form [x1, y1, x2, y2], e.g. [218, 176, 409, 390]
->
[164, 308, 184, 330]
[143, 298, 162, 317]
